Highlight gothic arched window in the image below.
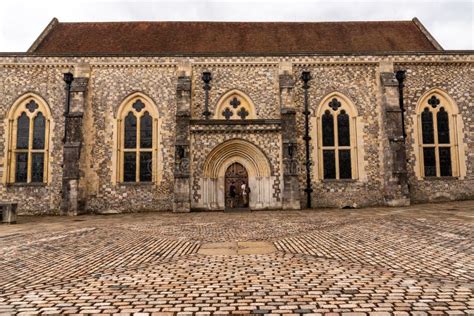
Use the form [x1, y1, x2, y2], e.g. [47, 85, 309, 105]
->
[417, 92, 460, 178]
[6, 95, 51, 184]
[214, 90, 256, 120]
[117, 95, 160, 183]
[316, 94, 358, 180]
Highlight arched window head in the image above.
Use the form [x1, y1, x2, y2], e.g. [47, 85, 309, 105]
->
[116, 94, 160, 183]
[214, 90, 256, 120]
[416, 90, 462, 178]
[316, 93, 359, 180]
[6, 94, 51, 184]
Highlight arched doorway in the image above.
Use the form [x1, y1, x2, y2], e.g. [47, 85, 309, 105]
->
[198, 139, 280, 210]
[225, 162, 249, 209]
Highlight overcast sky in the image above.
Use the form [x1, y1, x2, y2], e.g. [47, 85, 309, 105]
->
[0, 0, 472, 52]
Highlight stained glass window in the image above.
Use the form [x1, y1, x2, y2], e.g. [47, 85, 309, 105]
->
[320, 97, 355, 180]
[119, 97, 156, 183]
[10, 99, 49, 184]
[16, 112, 29, 149]
[323, 150, 336, 179]
[140, 112, 153, 148]
[337, 110, 350, 147]
[423, 148, 436, 177]
[420, 95, 454, 178]
[339, 150, 352, 179]
[140, 152, 152, 182]
[31, 153, 44, 182]
[124, 112, 137, 149]
[421, 108, 434, 144]
[15, 153, 28, 183]
[322, 110, 334, 147]
[123, 152, 136, 182]
[437, 108, 450, 144]
[33, 113, 46, 149]
[439, 147, 452, 177]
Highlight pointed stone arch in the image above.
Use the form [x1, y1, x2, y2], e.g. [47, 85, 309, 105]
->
[203, 139, 271, 178]
[113, 92, 163, 184]
[198, 139, 279, 210]
[214, 89, 257, 120]
[311, 91, 363, 181]
[412, 88, 466, 179]
[4, 92, 53, 184]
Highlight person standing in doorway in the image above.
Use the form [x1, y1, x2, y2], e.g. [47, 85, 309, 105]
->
[241, 182, 251, 207]
[229, 181, 236, 208]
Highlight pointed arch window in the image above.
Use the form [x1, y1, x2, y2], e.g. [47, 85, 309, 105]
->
[316, 95, 358, 180]
[417, 92, 460, 178]
[214, 90, 257, 120]
[117, 96, 160, 183]
[6, 96, 51, 184]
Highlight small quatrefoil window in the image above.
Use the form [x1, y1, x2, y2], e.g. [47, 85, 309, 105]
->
[26, 100, 39, 113]
[229, 97, 241, 109]
[222, 108, 233, 120]
[237, 107, 249, 120]
[428, 95, 440, 108]
[132, 99, 145, 112]
[328, 98, 341, 111]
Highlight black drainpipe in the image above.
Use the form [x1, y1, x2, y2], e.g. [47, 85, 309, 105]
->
[301, 71, 313, 209]
[202, 71, 212, 119]
[63, 72, 74, 143]
[395, 70, 406, 142]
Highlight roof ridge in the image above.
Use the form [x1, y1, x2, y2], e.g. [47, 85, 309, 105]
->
[55, 20, 415, 25]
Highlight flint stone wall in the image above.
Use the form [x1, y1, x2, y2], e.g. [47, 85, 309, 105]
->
[293, 64, 383, 208]
[397, 62, 474, 202]
[0, 54, 472, 214]
[0, 65, 66, 214]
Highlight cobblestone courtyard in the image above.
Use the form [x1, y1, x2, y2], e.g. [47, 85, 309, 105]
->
[0, 201, 473, 315]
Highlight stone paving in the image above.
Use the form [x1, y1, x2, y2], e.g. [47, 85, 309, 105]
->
[0, 201, 473, 315]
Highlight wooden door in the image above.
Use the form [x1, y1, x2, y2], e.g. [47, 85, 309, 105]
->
[225, 162, 248, 209]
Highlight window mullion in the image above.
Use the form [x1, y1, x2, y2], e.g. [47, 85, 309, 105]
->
[452, 114, 459, 177]
[417, 114, 425, 177]
[44, 118, 50, 183]
[433, 110, 440, 177]
[351, 116, 357, 180]
[27, 115, 34, 183]
[334, 114, 340, 179]
[153, 118, 158, 182]
[7, 119, 14, 183]
[117, 119, 122, 182]
[136, 115, 141, 182]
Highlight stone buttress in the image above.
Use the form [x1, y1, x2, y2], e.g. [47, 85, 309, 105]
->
[279, 63, 301, 209]
[173, 63, 192, 212]
[379, 61, 410, 206]
[61, 64, 90, 215]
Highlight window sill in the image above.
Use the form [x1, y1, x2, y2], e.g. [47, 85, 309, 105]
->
[6, 182, 47, 187]
[422, 176, 459, 181]
[320, 179, 358, 183]
[118, 182, 155, 186]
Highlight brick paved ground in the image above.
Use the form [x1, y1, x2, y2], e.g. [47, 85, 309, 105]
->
[0, 201, 473, 315]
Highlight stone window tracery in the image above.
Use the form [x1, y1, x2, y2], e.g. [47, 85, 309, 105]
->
[416, 91, 461, 178]
[117, 95, 160, 183]
[214, 90, 256, 120]
[316, 93, 359, 180]
[6, 94, 51, 184]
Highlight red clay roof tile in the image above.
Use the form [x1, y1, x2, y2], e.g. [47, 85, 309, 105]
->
[30, 20, 440, 54]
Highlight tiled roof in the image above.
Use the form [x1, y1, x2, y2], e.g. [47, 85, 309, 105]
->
[29, 18, 442, 54]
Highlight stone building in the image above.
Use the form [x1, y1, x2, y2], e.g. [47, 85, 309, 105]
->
[0, 18, 472, 215]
